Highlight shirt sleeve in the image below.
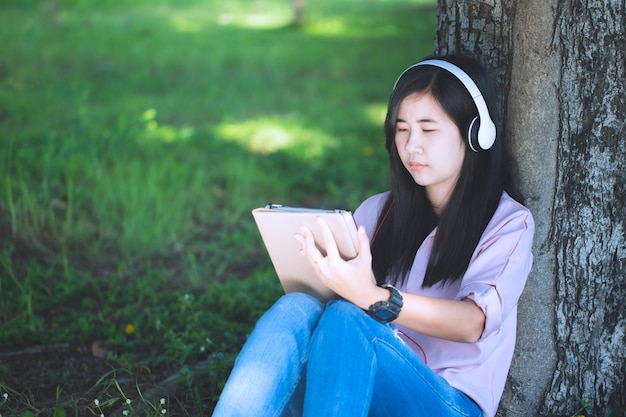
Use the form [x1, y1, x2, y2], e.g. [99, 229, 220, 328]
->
[459, 203, 535, 340]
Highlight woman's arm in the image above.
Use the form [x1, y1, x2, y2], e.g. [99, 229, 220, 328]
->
[340, 282, 485, 343]
[394, 295, 485, 343]
[297, 218, 486, 344]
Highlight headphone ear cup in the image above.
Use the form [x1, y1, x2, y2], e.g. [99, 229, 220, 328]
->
[467, 116, 481, 152]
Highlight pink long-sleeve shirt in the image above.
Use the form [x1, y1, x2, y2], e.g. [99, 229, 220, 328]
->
[353, 191, 535, 417]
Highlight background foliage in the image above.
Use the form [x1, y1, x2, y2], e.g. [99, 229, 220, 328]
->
[0, 0, 435, 415]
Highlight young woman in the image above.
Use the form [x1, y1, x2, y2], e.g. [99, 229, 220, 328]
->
[212, 55, 534, 417]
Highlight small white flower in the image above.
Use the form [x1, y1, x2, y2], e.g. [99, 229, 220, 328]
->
[94, 399, 100, 406]
[2, 393, 7, 399]
[161, 409, 167, 414]
[123, 411, 129, 416]
[100, 414, 105, 417]
[126, 398, 131, 405]
[160, 398, 166, 405]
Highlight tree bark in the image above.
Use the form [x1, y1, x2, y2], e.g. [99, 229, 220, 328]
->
[435, 0, 626, 415]
[435, 0, 514, 124]
[542, 0, 626, 415]
[505, 0, 561, 415]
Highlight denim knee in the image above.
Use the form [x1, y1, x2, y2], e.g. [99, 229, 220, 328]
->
[324, 299, 369, 321]
[275, 292, 325, 316]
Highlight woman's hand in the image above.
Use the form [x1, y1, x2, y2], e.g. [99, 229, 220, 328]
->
[295, 217, 388, 309]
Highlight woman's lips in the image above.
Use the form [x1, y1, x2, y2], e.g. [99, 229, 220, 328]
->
[408, 161, 426, 171]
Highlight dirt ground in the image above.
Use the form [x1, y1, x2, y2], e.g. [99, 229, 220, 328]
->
[0, 341, 215, 416]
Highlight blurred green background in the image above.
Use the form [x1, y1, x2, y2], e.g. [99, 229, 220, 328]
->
[0, 0, 435, 415]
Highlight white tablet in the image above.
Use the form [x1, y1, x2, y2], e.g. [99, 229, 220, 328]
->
[252, 204, 359, 301]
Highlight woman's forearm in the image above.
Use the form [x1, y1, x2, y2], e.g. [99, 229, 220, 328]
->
[395, 293, 486, 343]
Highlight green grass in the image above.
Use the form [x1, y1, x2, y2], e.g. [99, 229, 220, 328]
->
[0, 0, 435, 414]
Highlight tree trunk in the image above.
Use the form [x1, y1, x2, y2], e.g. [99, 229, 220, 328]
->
[542, 0, 626, 415]
[435, 0, 626, 416]
[293, 0, 305, 27]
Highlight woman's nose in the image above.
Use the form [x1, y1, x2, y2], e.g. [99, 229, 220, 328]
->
[405, 131, 423, 153]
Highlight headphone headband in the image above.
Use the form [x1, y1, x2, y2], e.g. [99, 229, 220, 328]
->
[393, 59, 496, 151]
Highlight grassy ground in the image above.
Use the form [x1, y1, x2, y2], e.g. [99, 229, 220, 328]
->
[0, 0, 435, 415]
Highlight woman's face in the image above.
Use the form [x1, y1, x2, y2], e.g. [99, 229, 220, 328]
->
[394, 92, 466, 213]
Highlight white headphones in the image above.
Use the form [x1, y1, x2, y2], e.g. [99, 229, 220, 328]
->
[393, 59, 497, 152]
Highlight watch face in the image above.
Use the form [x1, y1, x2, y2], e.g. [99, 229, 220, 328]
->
[373, 307, 397, 323]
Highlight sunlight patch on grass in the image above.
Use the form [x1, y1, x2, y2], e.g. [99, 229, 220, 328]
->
[159, 6, 217, 33]
[160, 4, 292, 33]
[215, 116, 335, 158]
[364, 102, 388, 126]
[217, 11, 292, 29]
[168, 15, 206, 33]
[141, 109, 195, 143]
[304, 17, 350, 37]
[304, 17, 399, 38]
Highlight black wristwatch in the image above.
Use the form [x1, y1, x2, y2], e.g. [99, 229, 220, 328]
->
[366, 284, 403, 323]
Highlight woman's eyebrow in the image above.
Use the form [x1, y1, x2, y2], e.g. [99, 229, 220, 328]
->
[395, 117, 438, 123]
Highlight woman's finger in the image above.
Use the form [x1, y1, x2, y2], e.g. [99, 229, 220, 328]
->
[357, 226, 371, 262]
[297, 226, 325, 265]
[317, 217, 340, 261]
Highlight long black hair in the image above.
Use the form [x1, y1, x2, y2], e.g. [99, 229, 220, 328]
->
[371, 55, 524, 288]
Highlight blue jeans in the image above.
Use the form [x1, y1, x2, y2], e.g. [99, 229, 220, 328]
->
[212, 293, 483, 417]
